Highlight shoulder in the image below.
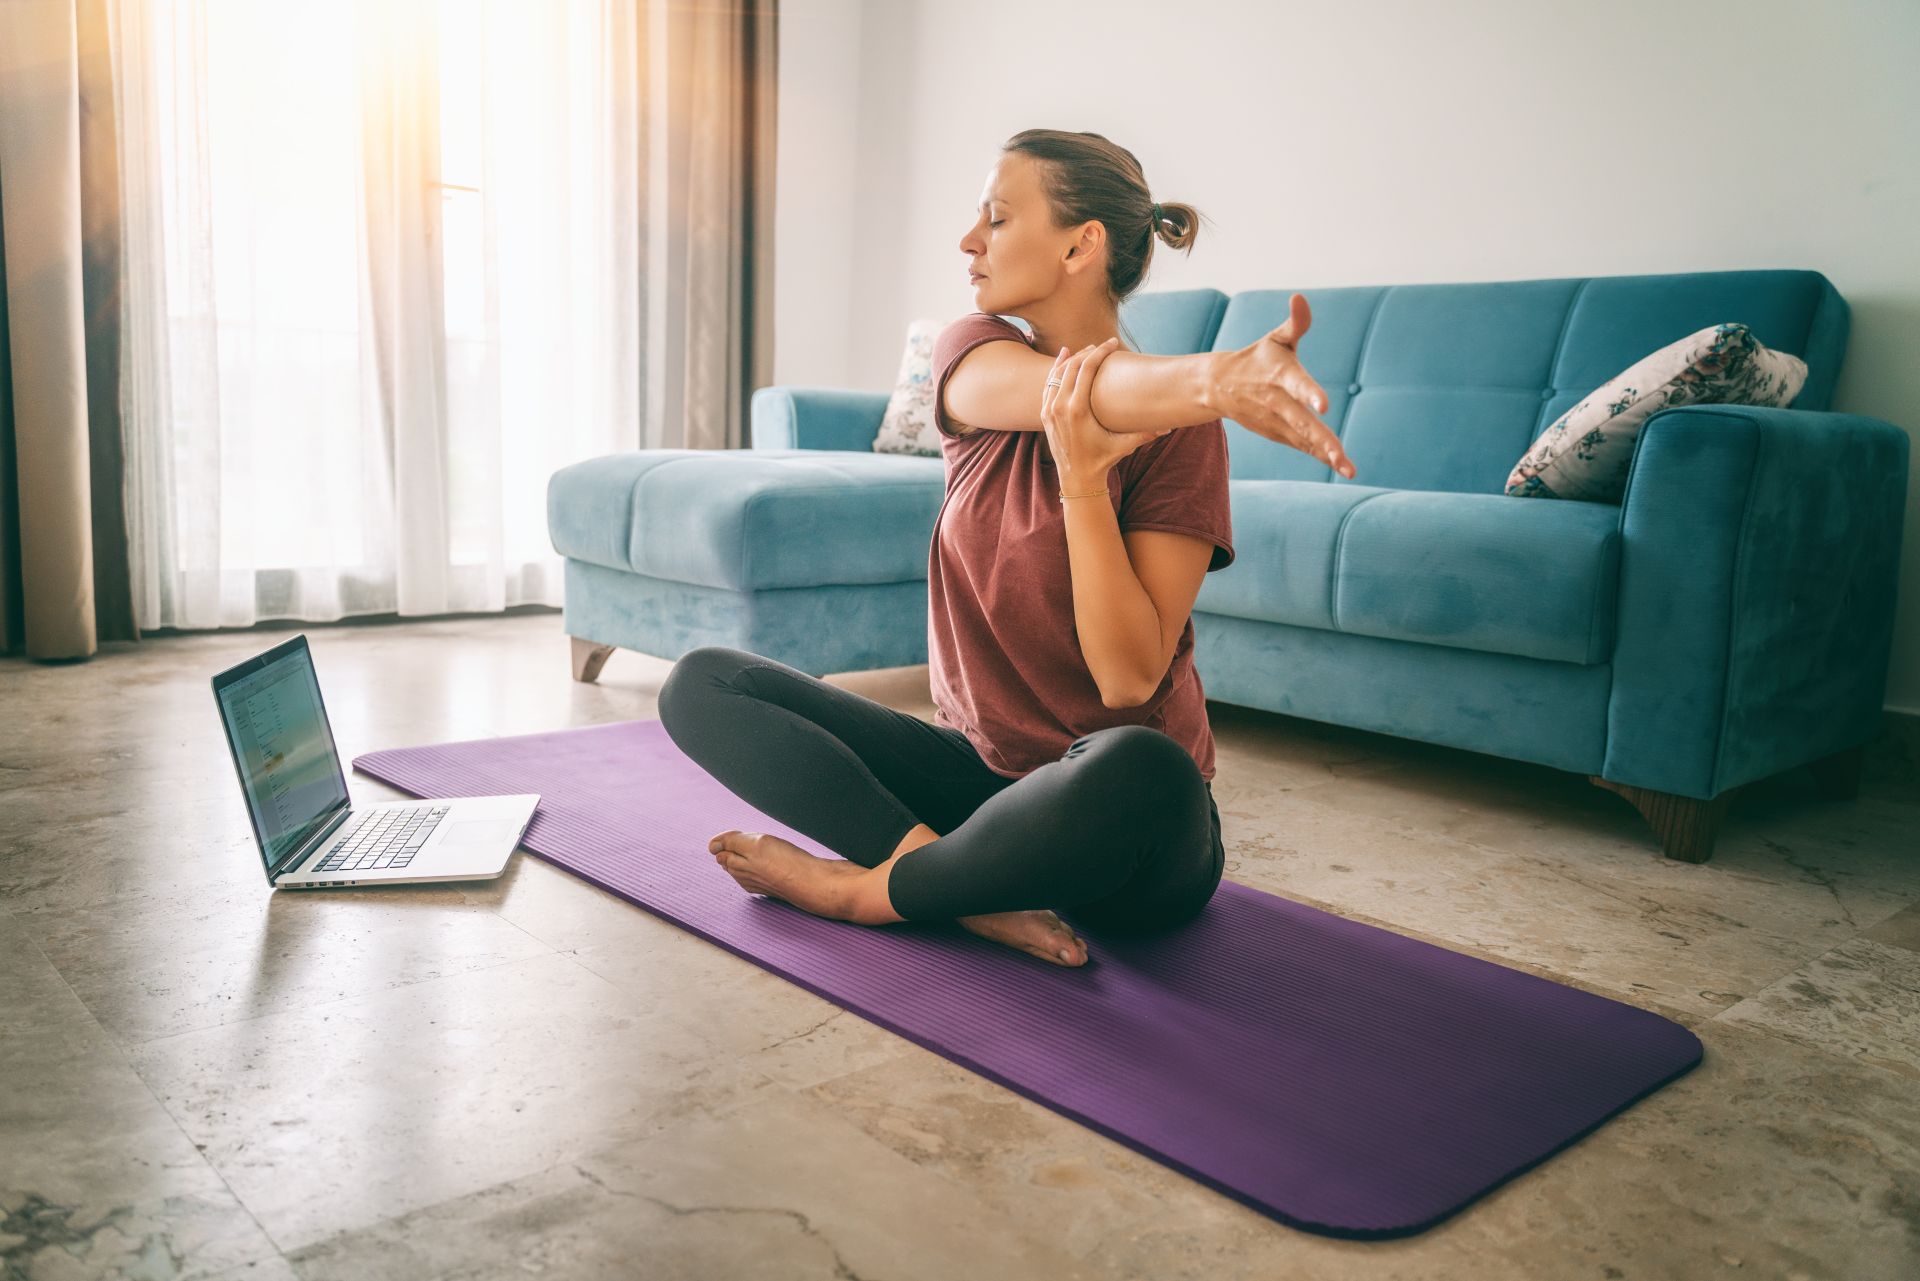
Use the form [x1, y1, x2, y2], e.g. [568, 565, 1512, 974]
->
[931, 314, 1035, 441]
[937, 311, 1027, 342]
[932, 313, 1031, 366]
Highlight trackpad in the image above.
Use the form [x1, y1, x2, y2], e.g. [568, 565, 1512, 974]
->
[441, 818, 522, 847]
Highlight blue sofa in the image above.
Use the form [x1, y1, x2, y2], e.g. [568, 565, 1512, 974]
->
[547, 269, 1908, 864]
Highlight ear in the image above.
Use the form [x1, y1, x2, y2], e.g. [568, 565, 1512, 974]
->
[1064, 221, 1104, 270]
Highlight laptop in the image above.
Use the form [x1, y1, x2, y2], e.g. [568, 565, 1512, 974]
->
[212, 634, 539, 889]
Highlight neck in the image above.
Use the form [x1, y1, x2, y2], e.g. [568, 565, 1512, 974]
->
[1019, 298, 1122, 358]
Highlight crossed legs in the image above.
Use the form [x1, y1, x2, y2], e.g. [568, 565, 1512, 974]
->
[656, 646, 1224, 958]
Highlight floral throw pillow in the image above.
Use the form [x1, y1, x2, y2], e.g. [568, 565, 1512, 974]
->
[871, 318, 945, 456]
[1506, 322, 1808, 503]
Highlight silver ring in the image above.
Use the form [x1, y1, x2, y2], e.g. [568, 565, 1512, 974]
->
[1045, 378, 1062, 388]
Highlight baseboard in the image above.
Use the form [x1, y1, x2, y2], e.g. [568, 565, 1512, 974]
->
[1864, 708, 1920, 793]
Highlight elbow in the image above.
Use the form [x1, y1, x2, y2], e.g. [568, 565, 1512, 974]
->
[1100, 679, 1153, 710]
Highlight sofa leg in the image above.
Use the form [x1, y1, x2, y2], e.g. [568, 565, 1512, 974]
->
[1806, 744, 1863, 801]
[1587, 776, 1732, 864]
[570, 637, 616, 684]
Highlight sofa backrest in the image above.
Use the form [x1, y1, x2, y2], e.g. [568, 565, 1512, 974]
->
[1117, 270, 1850, 492]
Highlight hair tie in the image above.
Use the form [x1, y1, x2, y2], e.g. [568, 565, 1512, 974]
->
[1149, 201, 1162, 224]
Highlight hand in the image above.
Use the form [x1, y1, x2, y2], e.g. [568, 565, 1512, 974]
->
[1205, 292, 1358, 479]
[1041, 337, 1172, 489]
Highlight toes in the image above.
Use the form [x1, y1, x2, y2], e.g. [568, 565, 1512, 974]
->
[1033, 938, 1081, 965]
[1036, 910, 1087, 953]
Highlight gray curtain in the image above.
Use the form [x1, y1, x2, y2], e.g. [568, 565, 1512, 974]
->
[648, 0, 780, 451]
[1, 0, 778, 654]
[0, 0, 136, 660]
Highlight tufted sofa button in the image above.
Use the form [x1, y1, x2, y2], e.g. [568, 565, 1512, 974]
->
[1347, 382, 1361, 395]
[1541, 388, 1555, 399]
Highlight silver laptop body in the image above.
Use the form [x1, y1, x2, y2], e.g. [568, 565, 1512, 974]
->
[212, 634, 538, 889]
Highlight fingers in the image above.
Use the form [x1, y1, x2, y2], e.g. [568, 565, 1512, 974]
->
[1306, 421, 1355, 477]
[1045, 346, 1070, 417]
[1264, 394, 1322, 448]
[1068, 343, 1092, 403]
[1291, 344, 1329, 414]
[1260, 378, 1332, 439]
[1264, 291, 1316, 351]
[1275, 342, 1328, 415]
[1071, 336, 1116, 406]
[1258, 388, 1354, 476]
[1047, 340, 1110, 407]
[1316, 428, 1356, 478]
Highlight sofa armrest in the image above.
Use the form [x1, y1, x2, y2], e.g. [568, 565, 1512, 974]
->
[750, 386, 889, 452]
[1603, 404, 1909, 799]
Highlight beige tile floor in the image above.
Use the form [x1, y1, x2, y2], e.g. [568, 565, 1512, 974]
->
[2, 612, 1916, 1280]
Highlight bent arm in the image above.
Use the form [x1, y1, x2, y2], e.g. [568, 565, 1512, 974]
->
[944, 340, 1219, 436]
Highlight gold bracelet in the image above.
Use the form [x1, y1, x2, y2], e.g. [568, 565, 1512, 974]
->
[1059, 487, 1109, 500]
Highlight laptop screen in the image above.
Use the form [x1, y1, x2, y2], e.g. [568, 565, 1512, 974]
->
[213, 636, 349, 874]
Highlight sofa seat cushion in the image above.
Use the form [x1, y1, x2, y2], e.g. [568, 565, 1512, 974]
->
[1199, 482, 1622, 665]
[548, 449, 943, 590]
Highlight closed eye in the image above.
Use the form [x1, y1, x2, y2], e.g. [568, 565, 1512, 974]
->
[989, 220, 1003, 227]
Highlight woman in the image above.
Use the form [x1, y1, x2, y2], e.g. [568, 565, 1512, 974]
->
[657, 129, 1356, 968]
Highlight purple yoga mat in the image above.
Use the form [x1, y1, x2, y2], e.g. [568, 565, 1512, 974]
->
[353, 718, 1701, 1238]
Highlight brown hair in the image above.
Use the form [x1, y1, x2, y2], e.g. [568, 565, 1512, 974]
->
[1001, 128, 1204, 333]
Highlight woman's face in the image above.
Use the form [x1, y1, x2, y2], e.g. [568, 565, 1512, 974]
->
[958, 153, 1083, 312]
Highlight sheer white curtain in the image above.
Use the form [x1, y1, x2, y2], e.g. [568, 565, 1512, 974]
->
[111, 0, 642, 627]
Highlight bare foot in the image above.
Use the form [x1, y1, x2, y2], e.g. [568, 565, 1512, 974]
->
[709, 830, 875, 922]
[709, 830, 1087, 965]
[957, 908, 1089, 967]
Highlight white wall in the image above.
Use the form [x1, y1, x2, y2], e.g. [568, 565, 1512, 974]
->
[775, 0, 1920, 712]
[769, 0, 860, 390]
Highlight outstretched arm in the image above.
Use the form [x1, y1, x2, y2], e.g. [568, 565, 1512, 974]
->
[944, 339, 1217, 435]
[1088, 351, 1222, 434]
[942, 295, 1355, 478]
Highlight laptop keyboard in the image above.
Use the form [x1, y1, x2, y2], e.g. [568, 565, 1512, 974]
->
[314, 805, 451, 873]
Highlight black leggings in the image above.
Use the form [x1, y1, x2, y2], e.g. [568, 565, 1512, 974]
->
[655, 645, 1224, 934]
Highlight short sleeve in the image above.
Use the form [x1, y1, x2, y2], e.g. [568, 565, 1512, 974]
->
[931, 313, 1030, 439]
[1118, 421, 1236, 571]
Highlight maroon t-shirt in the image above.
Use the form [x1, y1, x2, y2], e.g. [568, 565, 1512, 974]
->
[926, 311, 1235, 781]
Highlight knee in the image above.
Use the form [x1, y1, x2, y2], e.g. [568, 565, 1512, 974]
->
[659, 645, 751, 728]
[1072, 726, 1202, 808]
[1081, 724, 1193, 773]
